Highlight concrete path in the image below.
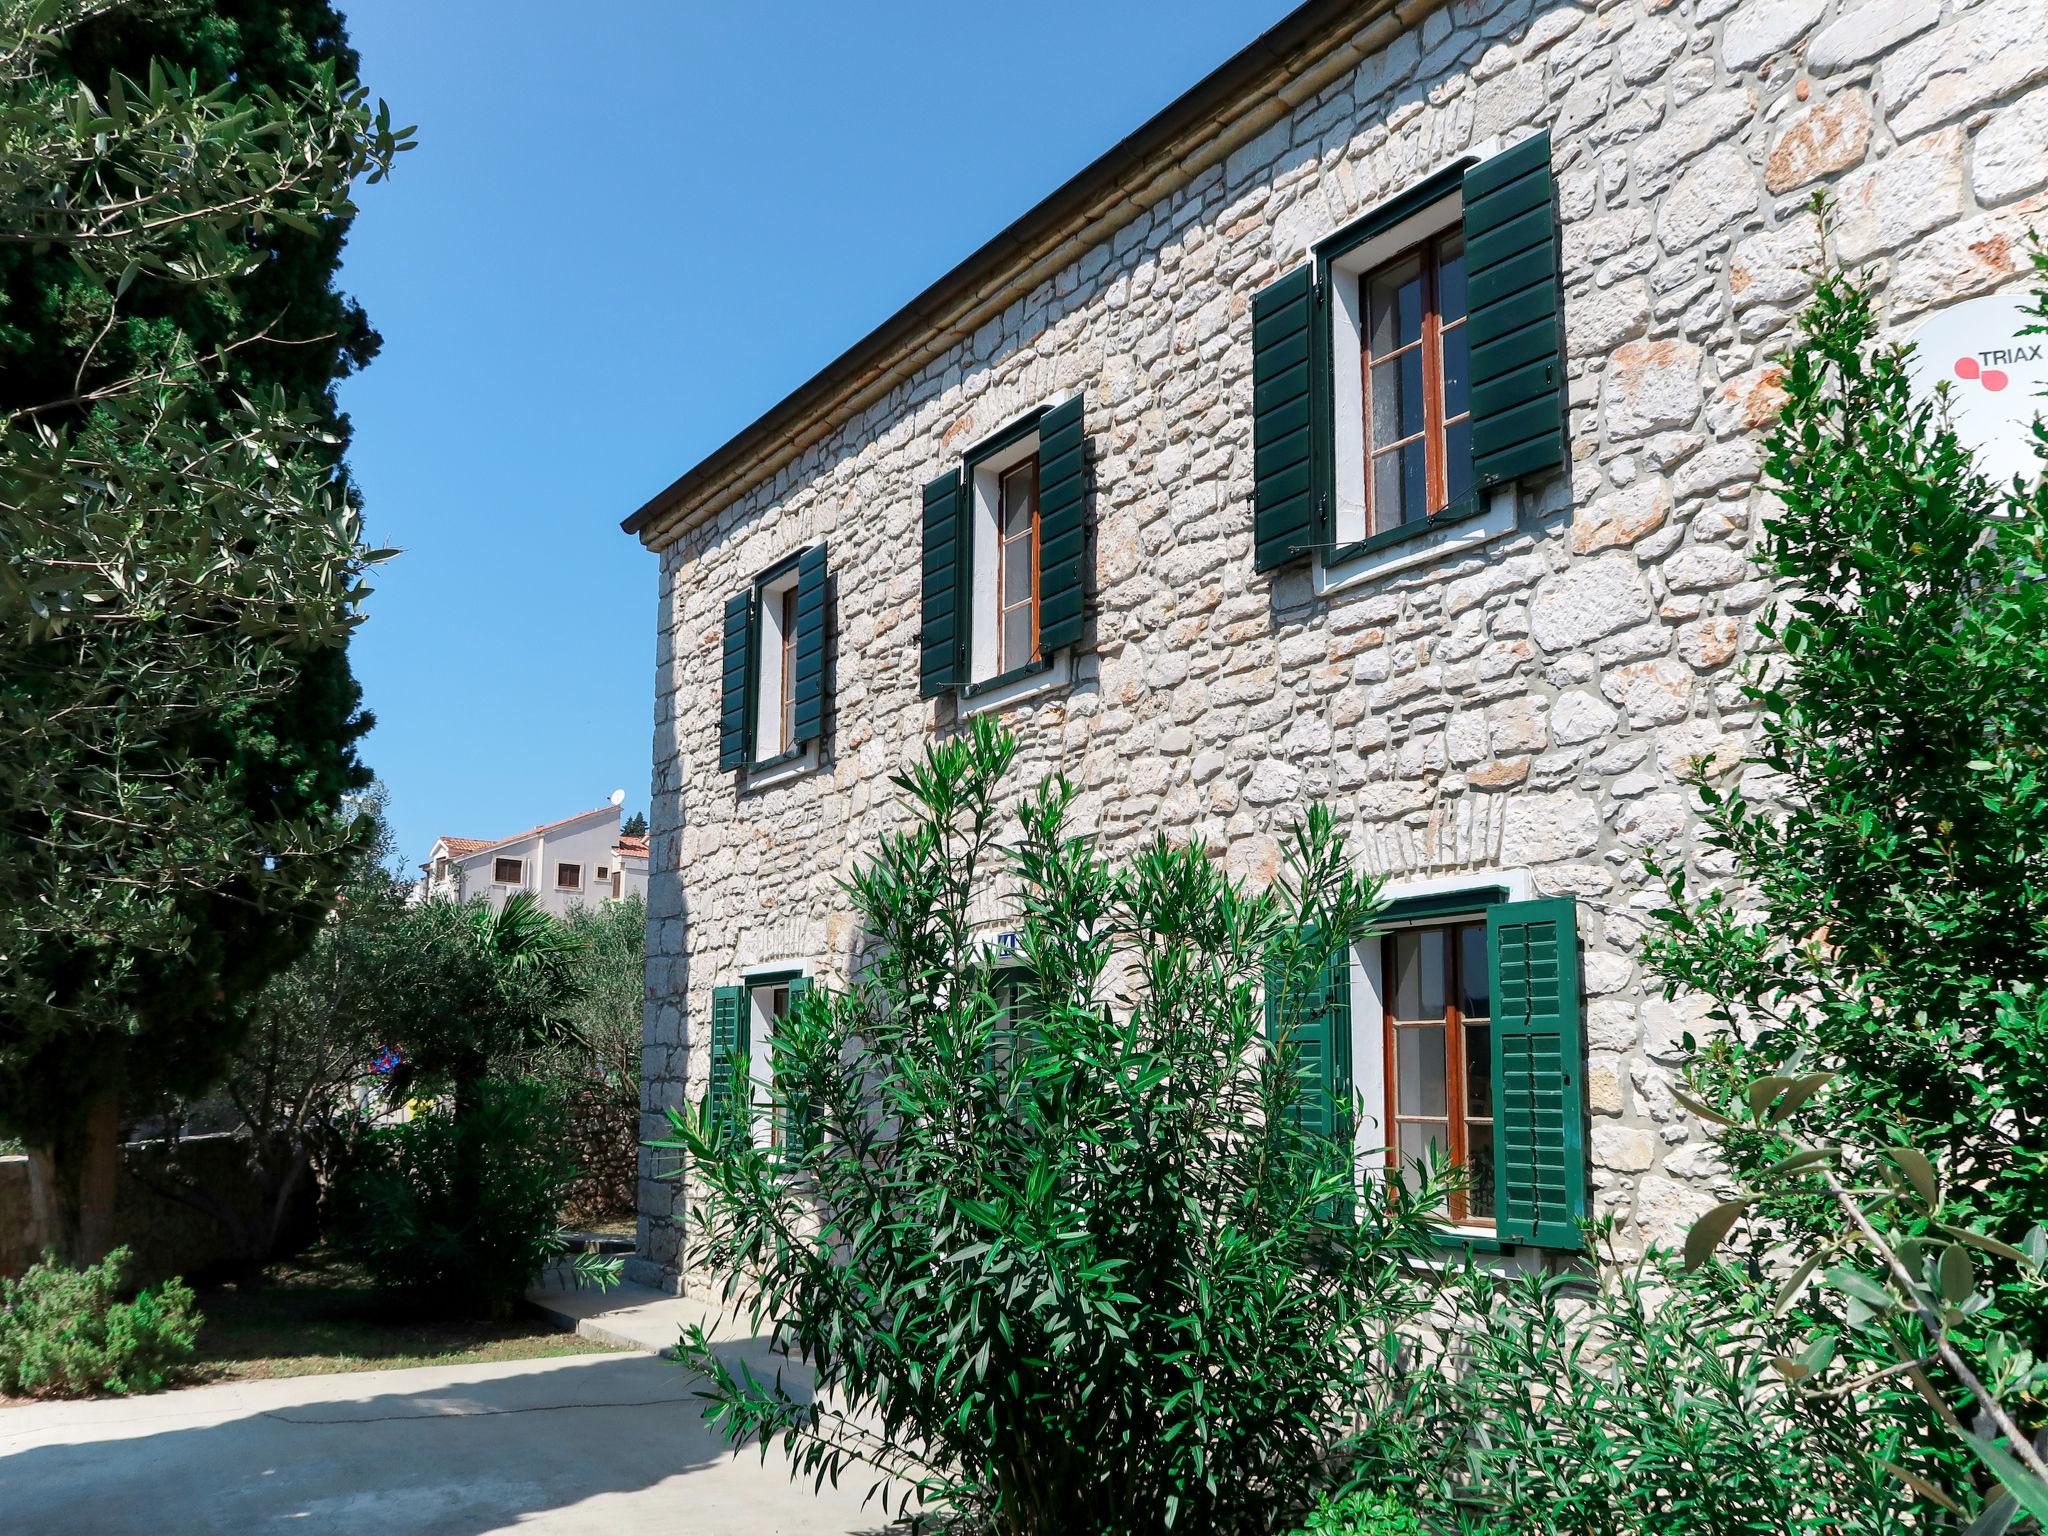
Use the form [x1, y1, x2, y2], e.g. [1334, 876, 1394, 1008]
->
[525, 1268, 721, 1354]
[0, 1297, 899, 1536]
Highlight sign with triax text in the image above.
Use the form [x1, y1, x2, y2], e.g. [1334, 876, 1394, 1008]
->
[1905, 292, 2047, 490]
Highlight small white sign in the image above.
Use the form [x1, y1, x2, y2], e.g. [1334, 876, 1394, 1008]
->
[1905, 293, 2047, 489]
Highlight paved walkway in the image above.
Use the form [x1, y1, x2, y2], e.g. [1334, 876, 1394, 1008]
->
[0, 1281, 897, 1536]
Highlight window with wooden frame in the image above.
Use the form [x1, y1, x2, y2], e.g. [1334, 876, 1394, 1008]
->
[753, 980, 792, 1148]
[777, 583, 800, 752]
[492, 856, 522, 885]
[1253, 135, 1567, 576]
[1384, 919, 1494, 1227]
[918, 396, 1085, 705]
[595, 864, 610, 882]
[995, 458, 1040, 675]
[1362, 231, 1471, 537]
[717, 544, 829, 776]
[556, 862, 582, 891]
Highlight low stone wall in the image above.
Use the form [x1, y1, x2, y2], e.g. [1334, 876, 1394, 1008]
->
[0, 1134, 307, 1286]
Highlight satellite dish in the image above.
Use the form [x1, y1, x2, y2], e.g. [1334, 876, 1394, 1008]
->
[608, 788, 626, 808]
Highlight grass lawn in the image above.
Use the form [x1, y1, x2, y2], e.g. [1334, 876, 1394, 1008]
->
[183, 1250, 624, 1386]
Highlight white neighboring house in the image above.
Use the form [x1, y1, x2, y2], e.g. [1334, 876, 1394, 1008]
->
[418, 807, 649, 918]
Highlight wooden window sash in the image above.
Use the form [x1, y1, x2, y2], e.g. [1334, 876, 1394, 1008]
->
[777, 583, 798, 752]
[1362, 232, 1469, 537]
[1382, 920, 1494, 1228]
[995, 456, 1040, 672]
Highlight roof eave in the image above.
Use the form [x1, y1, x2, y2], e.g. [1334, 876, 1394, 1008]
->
[622, 0, 1430, 551]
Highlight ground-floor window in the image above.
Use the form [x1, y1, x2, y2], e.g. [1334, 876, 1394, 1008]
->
[1383, 920, 1494, 1228]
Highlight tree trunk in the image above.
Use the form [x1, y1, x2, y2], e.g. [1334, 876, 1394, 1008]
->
[23, 1089, 123, 1266]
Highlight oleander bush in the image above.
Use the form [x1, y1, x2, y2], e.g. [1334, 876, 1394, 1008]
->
[667, 719, 1456, 1536]
[0, 1247, 200, 1398]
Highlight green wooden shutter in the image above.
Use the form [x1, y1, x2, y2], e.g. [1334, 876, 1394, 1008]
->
[791, 543, 829, 745]
[1488, 898, 1586, 1248]
[1463, 131, 1567, 490]
[1263, 935, 1353, 1142]
[706, 983, 748, 1138]
[919, 469, 965, 696]
[1035, 395, 1086, 652]
[717, 590, 753, 771]
[1251, 265, 1327, 571]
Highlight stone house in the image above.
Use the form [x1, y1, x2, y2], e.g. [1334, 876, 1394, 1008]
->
[620, 0, 2048, 1290]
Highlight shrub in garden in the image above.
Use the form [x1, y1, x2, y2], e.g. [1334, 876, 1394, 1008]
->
[339, 1078, 579, 1318]
[1358, 1249, 1916, 1536]
[1291, 1489, 1421, 1536]
[1646, 239, 2048, 1515]
[667, 719, 1454, 1536]
[0, 1247, 200, 1398]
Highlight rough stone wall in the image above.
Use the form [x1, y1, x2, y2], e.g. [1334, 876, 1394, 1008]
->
[631, 0, 2048, 1289]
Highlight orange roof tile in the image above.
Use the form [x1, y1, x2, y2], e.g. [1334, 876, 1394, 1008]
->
[434, 808, 617, 862]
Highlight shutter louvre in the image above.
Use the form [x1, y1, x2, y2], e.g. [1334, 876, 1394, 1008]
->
[1488, 898, 1586, 1248]
[717, 590, 753, 771]
[1035, 396, 1087, 652]
[791, 543, 829, 745]
[707, 984, 748, 1138]
[1263, 934, 1352, 1143]
[920, 470, 965, 696]
[1463, 132, 1567, 490]
[1252, 265, 1326, 571]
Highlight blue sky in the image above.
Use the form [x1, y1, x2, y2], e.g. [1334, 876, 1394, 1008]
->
[337, 0, 1300, 867]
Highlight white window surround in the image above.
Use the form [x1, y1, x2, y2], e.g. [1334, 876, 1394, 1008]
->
[1307, 139, 1519, 595]
[957, 398, 1077, 717]
[1346, 868, 1533, 1239]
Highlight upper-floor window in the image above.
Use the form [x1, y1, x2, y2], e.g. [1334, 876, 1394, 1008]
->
[492, 856, 522, 885]
[1363, 232, 1472, 536]
[717, 544, 830, 779]
[1251, 134, 1565, 577]
[920, 396, 1087, 711]
[556, 862, 582, 891]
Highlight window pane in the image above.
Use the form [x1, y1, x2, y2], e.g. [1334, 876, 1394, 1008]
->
[1000, 463, 1034, 539]
[1390, 932, 1421, 1017]
[1397, 1025, 1447, 1117]
[1445, 418, 1474, 508]
[1464, 1023, 1493, 1118]
[1399, 437, 1431, 524]
[1372, 440, 1431, 529]
[1457, 924, 1489, 1018]
[1441, 322, 1469, 421]
[1437, 236, 1466, 323]
[1418, 928, 1446, 1014]
[1002, 527, 1033, 604]
[1369, 352, 1427, 445]
[1466, 1121, 1495, 1219]
[1398, 1120, 1446, 1190]
[1002, 603, 1034, 669]
[1368, 256, 1426, 354]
